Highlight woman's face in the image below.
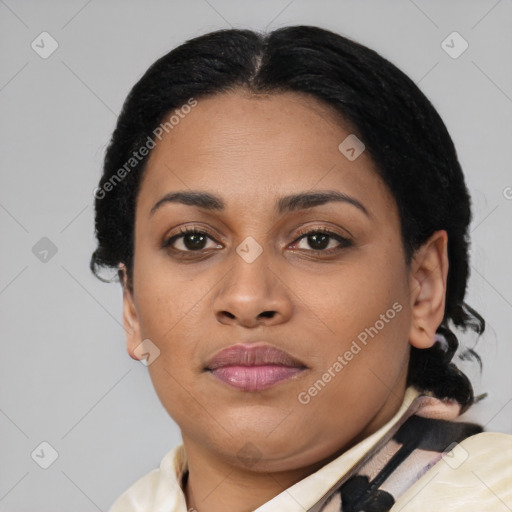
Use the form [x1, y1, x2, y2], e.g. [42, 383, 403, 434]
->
[124, 90, 428, 472]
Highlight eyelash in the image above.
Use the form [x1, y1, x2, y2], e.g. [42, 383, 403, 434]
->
[162, 226, 352, 256]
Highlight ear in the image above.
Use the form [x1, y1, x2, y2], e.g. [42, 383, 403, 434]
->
[119, 264, 142, 361]
[408, 230, 449, 350]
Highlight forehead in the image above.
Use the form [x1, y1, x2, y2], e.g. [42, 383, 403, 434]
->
[137, 90, 396, 218]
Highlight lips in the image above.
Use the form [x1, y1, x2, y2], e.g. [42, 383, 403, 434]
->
[205, 343, 307, 391]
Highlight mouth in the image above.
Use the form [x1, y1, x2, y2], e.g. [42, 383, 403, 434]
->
[204, 343, 308, 392]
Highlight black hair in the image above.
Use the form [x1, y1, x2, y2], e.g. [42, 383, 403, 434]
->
[90, 25, 484, 411]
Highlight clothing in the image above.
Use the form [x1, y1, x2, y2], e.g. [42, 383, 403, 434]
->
[108, 387, 512, 511]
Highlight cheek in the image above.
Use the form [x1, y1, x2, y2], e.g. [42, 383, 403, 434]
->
[310, 256, 408, 333]
[134, 243, 201, 332]
[131, 270, 205, 384]
[304, 251, 411, 386]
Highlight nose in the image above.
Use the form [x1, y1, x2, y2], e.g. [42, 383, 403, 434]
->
[212, 249, 293, 328]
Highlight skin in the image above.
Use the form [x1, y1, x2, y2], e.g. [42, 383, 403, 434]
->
[121, 89, 449, 512]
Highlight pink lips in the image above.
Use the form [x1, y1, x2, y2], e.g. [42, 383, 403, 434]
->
[205, 343, 307, 391]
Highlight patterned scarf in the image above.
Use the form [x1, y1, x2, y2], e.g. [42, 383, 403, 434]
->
[309, 394, 482, 512]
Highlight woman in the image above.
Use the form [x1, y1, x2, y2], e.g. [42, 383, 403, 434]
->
[90, 25, 511, 511]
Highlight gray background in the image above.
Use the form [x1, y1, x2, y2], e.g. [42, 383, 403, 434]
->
[0, 0, 511, 510]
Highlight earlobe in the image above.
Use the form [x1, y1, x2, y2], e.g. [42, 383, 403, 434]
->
[408, 230, 449, 350]
[119, 264, 142, 361]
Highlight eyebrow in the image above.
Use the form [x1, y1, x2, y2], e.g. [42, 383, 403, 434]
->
[150, 190, 369, 217]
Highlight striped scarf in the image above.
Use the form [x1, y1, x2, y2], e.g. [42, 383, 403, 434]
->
[309, 394, 482, 512]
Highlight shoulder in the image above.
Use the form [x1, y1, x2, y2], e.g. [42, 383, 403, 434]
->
[107, 445, 187, 512]
[108, 467, 162, 512]
[392, 432, 512, 511]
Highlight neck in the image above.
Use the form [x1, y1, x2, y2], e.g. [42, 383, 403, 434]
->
[182, 441, 327, 512]
[182, 383, 408, 511]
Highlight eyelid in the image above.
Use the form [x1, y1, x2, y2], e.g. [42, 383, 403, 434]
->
[293, 224, 352, 241]
[162, 224, 353, 254]
[290, 227, 352, 252]
[162, 225, 221, 249]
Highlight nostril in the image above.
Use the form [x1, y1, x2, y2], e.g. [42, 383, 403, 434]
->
[259, 311, 276, 319]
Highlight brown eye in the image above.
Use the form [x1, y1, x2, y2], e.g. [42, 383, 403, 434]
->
[163, 228, 221, 252]
[293, 229, 352, 253]
[181, 232, 207, 250]
[305, 233, 330, 250]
